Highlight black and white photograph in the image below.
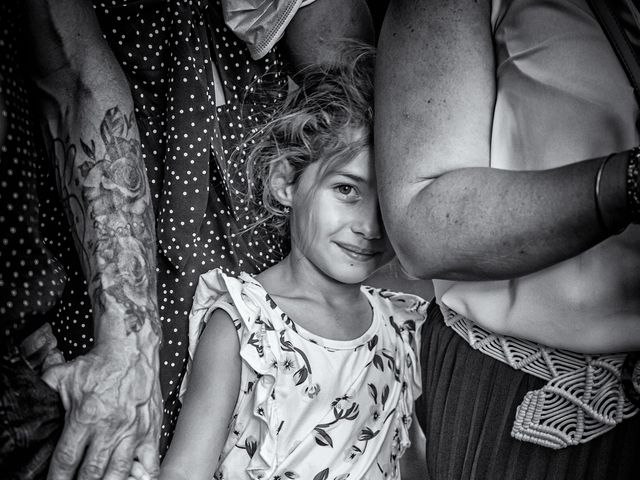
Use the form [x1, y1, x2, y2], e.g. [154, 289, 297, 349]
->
[1, 0, 639, 479]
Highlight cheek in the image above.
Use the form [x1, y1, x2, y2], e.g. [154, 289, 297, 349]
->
[320, 207, 344, 229]
[304, 192, 342, 233]
[290, 202, 319, 254]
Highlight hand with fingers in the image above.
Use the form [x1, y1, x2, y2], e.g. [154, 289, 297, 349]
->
[43, 340, 162, 480]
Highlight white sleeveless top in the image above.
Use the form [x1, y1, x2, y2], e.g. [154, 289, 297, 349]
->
[182, 268, 427, 479]
[436, 0, 640, 353]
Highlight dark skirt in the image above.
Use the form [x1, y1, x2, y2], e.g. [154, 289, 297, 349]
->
[416, 302, 640, 480]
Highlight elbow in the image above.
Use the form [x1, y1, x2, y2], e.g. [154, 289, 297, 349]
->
[381, 182, 472, 281]
[392, 236, 434, 280]
[381, 198, 433, 280]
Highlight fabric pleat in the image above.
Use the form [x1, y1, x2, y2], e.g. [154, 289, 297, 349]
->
[416, 303, 640, 480]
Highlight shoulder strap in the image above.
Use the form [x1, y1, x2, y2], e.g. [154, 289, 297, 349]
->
[588, 0, 640, 127]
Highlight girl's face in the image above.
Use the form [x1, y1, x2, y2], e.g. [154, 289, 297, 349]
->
[288, 145, 393, 285]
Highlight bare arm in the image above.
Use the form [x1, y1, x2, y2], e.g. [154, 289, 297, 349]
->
[399, 412, 427, 479]
[375, 0, 630, 281]
[160, 309, 242, 480]
[25, 1, 162, 479]
[283, 0, 374, 74]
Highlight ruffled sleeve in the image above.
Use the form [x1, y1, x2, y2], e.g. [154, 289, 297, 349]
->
[179, 268, 290, 478]
[180, 268, 244, 401]
[369, 288, 429, 450]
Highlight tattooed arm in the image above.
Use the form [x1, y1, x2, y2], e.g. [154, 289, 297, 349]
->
[25, 1, 162, 479]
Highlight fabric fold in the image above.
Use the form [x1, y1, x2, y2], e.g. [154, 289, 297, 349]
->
[183, 269, 282, 477]
[377, 290, 425, 449]
[221, 0, 317, 60]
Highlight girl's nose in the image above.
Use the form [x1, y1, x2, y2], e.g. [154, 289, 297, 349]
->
[352, 201, 383, 240]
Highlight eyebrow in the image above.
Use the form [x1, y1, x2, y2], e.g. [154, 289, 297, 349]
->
[332, 171, 369, 183]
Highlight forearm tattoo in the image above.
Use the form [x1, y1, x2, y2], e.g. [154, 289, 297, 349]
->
[52, 106, 160, 337]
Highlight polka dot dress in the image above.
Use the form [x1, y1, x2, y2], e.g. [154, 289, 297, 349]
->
[38, 0, 289, 454]
[0, 2, 67, 347]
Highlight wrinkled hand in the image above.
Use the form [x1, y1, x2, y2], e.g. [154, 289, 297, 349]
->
[43, 341, 162, 480]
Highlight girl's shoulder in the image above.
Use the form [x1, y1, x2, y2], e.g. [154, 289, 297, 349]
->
[181, 267, 286, 400]
[363, 285, 429, 323]
[190, 267, 284, 327]
[362, 286, 429, 352]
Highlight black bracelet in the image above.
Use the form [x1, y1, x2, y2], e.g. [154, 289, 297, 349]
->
[594, 154, 614, 233]
[628, 147, 640, 224]
[594, 153, 629, 235]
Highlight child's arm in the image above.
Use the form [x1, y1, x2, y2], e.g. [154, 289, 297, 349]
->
[160, 309, 242, 480]
[399, 412, 427, 480]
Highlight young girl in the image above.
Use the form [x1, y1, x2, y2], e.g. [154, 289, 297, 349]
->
[132, 45, 428, 480]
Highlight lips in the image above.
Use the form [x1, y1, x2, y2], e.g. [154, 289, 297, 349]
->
[334, 242, 381, 261]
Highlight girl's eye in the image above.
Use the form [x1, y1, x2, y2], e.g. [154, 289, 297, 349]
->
[336, 185, 354, 196]
[335, 184, 360, 199]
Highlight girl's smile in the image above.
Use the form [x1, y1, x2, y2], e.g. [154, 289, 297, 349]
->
[333, 241, 384, 261]
[287, 143, 394, 285]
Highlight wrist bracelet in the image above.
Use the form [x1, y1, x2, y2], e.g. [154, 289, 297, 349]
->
[594, 154, 613, 233]
[628, 146, 640, 224]
[593, 154, 627, 234]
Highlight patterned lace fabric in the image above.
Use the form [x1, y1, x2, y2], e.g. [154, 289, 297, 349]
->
[441, 304, 639, 449]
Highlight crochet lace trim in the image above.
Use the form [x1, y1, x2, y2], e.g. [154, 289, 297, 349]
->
[441, 304, 638, 449]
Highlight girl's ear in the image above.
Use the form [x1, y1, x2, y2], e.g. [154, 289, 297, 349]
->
[270, 159, 296, 207]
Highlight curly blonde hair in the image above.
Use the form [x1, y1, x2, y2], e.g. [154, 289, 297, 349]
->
[238, 42, 375, 234]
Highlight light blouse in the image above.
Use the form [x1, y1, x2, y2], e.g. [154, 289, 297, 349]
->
[182, 268, 427, 480]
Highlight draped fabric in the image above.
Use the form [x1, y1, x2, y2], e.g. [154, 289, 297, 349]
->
[221, 0, 308, 60]
[1, 5, 66, 477]
[0, 0, 67, 343]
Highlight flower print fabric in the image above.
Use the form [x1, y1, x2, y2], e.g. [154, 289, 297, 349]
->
[183, 268, 428, 480]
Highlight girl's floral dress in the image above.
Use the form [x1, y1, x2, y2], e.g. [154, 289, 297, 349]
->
[181, 268, 428, 480]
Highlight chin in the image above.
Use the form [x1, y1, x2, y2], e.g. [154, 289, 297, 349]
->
[329, 265, 380, 285]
